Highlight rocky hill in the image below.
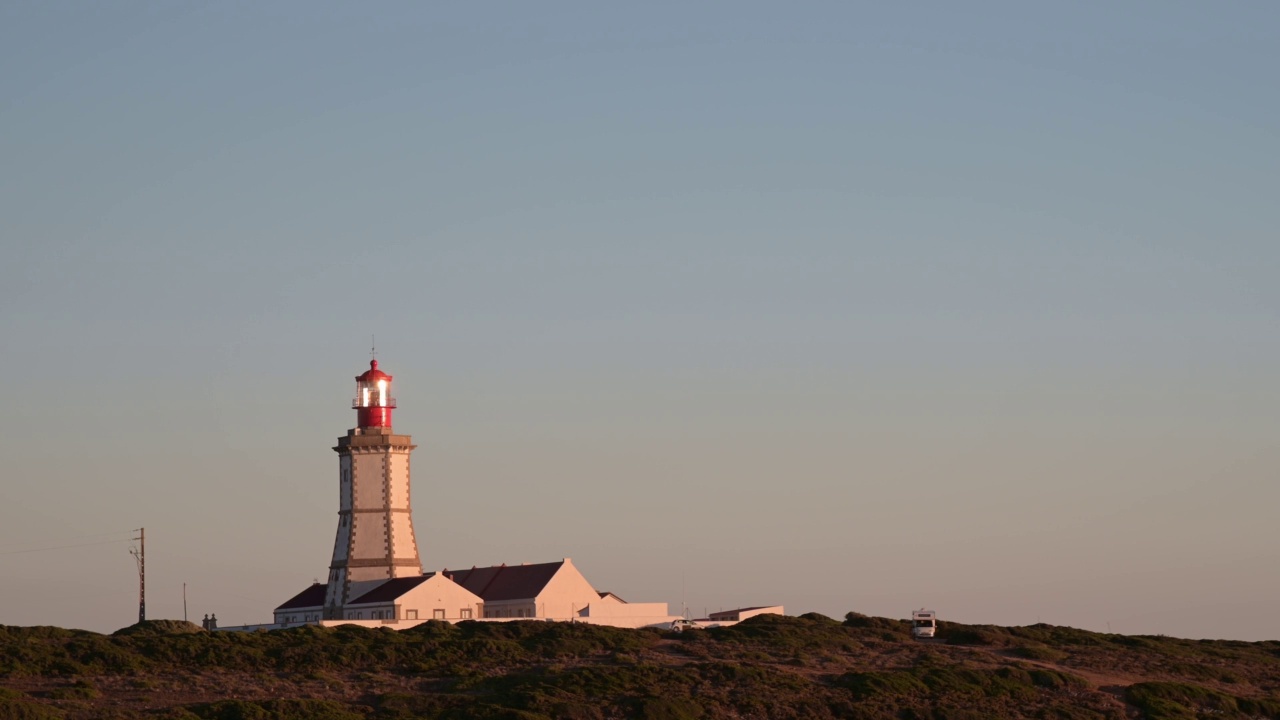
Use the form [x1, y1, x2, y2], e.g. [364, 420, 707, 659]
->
[1, 613, 1277, 719]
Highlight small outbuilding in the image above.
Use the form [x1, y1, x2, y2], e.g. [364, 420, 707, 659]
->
[707, 605, 785, 622]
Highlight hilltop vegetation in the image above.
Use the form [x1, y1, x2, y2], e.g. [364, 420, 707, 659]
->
[1, 613, 1278, 719]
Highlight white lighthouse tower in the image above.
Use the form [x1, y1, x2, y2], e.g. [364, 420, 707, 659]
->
[323, 359, 423, 618]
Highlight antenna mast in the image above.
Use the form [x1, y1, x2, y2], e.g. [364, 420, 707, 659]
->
[130, 528, 145, 623]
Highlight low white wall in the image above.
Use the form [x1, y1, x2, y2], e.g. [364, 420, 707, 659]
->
[216, 623, 284, 632]
[319, 618, 406, 629]
[237, 609, 695, 632]
[576, 615, 683, 629]
[316, 615, 684, 630]
[580, 601, 671, 619]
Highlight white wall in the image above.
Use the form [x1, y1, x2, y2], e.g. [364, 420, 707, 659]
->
[482, 599, 536, 618]
[350, 452, 383, 510]
[349, 453, 388, 570]
[395, 575, 483, 621]
[389, 453, 410, 508]
[579, 601, 671, 619]
[532, 559, 603, 620]
[576, 600, 679, 628]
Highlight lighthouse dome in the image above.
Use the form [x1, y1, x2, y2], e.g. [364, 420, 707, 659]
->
[356, 359, 392, 383]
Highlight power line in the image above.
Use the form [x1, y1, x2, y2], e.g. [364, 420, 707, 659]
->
[0, 537, 134, 557]
[0, 530, 136, 553]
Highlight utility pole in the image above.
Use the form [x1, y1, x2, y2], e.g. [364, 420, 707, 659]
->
[130, 528, 145, 623]
[183, 582, 188, 623]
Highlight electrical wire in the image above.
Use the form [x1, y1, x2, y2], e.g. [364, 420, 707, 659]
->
[0, 537, 134, 557]
[0, 529, 137, 553]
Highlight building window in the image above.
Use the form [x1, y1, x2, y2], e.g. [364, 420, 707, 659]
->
[406, 610, 418, 620]
[460, 609, 472, 619]
[433, 609, 445, 620]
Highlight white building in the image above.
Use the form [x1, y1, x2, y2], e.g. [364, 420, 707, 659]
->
[438, 560, 678, 628]
[706, 605, 785, 622]
[263, 358, 682, 631]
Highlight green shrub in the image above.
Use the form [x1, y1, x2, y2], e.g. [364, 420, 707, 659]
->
[1125, 682, 1238, 720]
[940, 626, 1010, 647]
[47, 679, 99, 700]
[836, 671, 929, 700]
[154, 710, 202, 720]
[1013, 645, 1067, 662]
[0, 696, 65, 720]
[635, 697, 704, 720]
[842, 612, 909, 632]
[1165, 661, 1244, 685]
[1027, 669, 1088, 691]
[1236, 697, 1280, 718]
[1005, 624, 1107, 648]
[189, 699, 364, 720]
[1, 615, 1275, 720]
[1035, 706, 1109, 720]
[112, 620, 205, 637]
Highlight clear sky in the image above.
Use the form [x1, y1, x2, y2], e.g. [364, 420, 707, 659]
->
[1, 2, 1277, 640]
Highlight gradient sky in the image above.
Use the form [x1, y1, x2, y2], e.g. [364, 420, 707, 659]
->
[1, 2, 1277, 640]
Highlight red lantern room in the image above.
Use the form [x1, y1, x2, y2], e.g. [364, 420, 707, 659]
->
[353, 360, 396, 428]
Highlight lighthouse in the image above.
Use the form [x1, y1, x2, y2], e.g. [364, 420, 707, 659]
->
[323, 359, 423, 618]
[261, 355, 684, 631]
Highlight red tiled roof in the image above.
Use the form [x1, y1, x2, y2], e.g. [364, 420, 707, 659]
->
[597, 591, 627, 603]
[444, 561, 563, 602]
[348, 574, 434, 605]
[275, 583, 326, 611]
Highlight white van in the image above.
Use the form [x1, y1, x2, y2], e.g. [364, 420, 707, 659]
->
[911, 609, 937, 639]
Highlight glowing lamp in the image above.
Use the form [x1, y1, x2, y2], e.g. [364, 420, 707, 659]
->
[352, 360, 396, 428]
